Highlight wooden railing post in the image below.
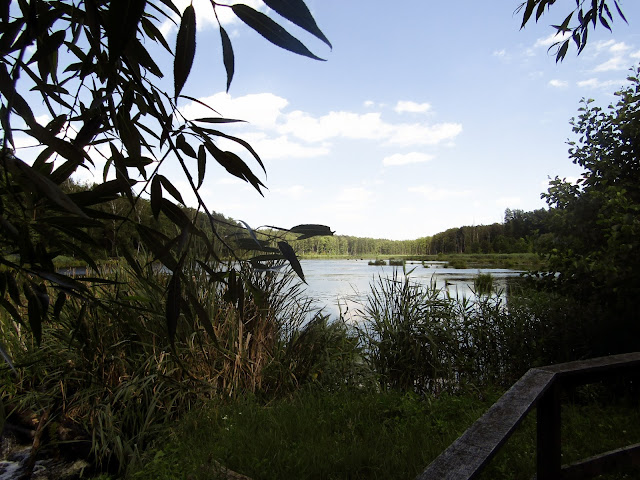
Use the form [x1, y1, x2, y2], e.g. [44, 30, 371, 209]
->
[537, 381, 561, 480]
[419, 353, 640, 480]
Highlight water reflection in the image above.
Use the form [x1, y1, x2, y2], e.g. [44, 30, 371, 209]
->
[299, 259, 523, 321]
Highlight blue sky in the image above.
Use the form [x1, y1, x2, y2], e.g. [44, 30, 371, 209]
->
[16, 1, 640, 240]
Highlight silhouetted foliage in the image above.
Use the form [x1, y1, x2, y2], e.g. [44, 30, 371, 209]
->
[539, 66, 640, 354]
[0, 0, 332, 354]
[518, 0, 628, 61]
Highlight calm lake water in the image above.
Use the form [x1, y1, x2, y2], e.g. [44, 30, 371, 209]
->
[298, 259, 523, 320]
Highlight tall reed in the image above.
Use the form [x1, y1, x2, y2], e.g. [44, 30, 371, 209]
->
[355, 271, 589, 394]
[0, 259, 334, 474]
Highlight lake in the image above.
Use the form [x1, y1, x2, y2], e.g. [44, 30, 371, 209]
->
[298, 259, 524, 320]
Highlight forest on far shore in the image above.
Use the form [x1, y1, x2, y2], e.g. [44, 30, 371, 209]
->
[60, 177, 551, 261]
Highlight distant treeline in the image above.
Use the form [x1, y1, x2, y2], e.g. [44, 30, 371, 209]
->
[63, 179, 552, 260]
[291, 208, 552, 257]
[61, 179, 243, 261]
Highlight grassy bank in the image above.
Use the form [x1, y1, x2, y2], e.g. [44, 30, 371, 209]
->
[130, 387, 640, 480]
[2, 258, 631, 479]
[297, 253, 547, 270]
[418, 253, 546, 270]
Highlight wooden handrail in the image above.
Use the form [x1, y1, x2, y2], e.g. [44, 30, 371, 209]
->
[417, 352, 640, 480]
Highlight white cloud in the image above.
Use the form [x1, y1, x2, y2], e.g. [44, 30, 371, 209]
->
[181, 93, 462, 161]
[217, 177, 246, 186]
[271, 185, 308, 199]
[35, 114, 52, 126]
[407, 186, 472, 201]
[386, 122, 462, 147]
[280, 111, 390, 143]
[534, 31, 571, 49]
[609, 41, 631, 54]
[493, 49, 506, 57]
[495, 196, 521, 208]
[548, 79, 568, 88]
[240, 133, 330, 160]
[592, 39, 616, 52]
[631, 50, 640, 59]
[383, 152, 434, 167]
[588, 40, 634, 72]
[593, 56, 628, 72]
[577, 78, 622, 89]
[160, 0, 263, 37]
[181, 92, 289, 128]
[394, 101, 431, 114]
[363, 100, 375, 108]
[315, 186, 375, 224]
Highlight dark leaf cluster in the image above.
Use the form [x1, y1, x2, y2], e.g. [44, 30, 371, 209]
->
[518, 0, 628, 61]
[0, 0, 332, 351]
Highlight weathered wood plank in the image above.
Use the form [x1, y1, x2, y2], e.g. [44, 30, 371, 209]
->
[417, 353, 640, 480]
[416, 368, 556, 480]
[540, 352, 640, 381]
[560, 443, 640, 479]
[537, 383, 561, 480]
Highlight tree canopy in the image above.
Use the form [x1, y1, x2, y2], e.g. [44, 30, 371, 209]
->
[518, 0, 628, 61]
[0, 0, 333, 355]
[540, 66, 640, 352]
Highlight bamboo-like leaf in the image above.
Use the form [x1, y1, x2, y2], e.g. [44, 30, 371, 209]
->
[184, 289, 219, 347]
[195, 126, 265, 173]
[176, 133, 197, 158]
[136, 224, 178, 271]
[219, 25, 234, 92]
[0, 63, 35, 124]
[239, 220, 261, 248]
[68, 178, 136, 206]
[231, 4, 324, 61]
[117, 110, 142, 160]
[174, 4, 196, 99]
[150, 175, 162, 219]
[140, 15, 171, 53]
[262, 0, 331, 48]
[179, 95, 221, 115]
[26, 290, 42, 345]
[107, 0, 147, 64]
[125, 37, 164, 78]
[193, 117, 243, 124]
[205, 141, 266, 194]
[0, 341, 16, 374]
[0, 297, 23, 326]
[197, 144, 206, 189]
[166, 273, 181, 343]
[614, 1, 628, 23]
[556, 40, 570, 62]
[33, 271, 89, 293]
[520, 0, 538, 28]
[29, 29, 65, 65]
[234, 237, 279, 252]
[535, 0, 546, 21]
[278, 240, 305, 283]
[598, 14, 611, 31]
[53, 291, 66, 319]
[160, 199, 191, 229]
[158, 174, 185, 204]
[195, 260, 228, 283]
[288, 224, 334, 239]
[249, 254, 285, 262]
[6, 155, 88, 218]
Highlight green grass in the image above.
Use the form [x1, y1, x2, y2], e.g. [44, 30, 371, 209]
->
[130, 387, 640, 480]
[130, 388, 497, 480]
[474, 272, 494, 295]
[416, 253, 546, 270]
